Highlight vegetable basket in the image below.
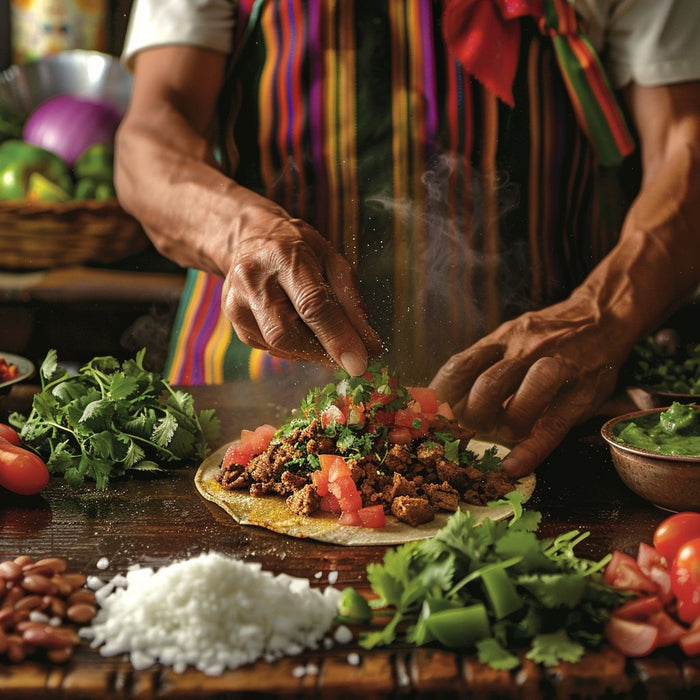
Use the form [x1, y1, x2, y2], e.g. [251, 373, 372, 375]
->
[0, 198, 148, 269]
[0, 51, 145, 269]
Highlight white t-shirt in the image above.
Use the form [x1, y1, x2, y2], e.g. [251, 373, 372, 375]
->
[122, 0, 700, 88]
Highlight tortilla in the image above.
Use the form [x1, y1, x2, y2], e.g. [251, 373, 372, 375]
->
[195, 440, 536, 546]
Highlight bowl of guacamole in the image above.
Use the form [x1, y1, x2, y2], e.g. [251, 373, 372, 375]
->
[601, 403, 700, 512]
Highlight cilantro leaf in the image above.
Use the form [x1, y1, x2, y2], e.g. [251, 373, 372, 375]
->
[476, 637, 520, 670]
[526, 630, 586, 666]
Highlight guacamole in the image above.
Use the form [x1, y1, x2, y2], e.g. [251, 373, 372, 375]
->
[615, 402, 700, 456]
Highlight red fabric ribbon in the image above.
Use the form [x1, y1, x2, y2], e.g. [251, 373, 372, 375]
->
[442, 0, 543, 107]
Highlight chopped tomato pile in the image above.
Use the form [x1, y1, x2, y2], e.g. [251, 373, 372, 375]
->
[222, 424, 277, 468]
[0, 356, 19, 383]
[319, 382, 455, 446]
[604, 512, 700, 657]
[313, 454, 385, 528]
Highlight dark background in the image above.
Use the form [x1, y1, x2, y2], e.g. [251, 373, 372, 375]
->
[0, 1, 135, 70]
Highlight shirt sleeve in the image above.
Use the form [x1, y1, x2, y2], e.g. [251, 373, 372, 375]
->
[121, 0, 235, 69]
[578, 0, 700, 88]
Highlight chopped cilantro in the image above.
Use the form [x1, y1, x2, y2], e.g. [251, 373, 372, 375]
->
[346, 496, 626, 671]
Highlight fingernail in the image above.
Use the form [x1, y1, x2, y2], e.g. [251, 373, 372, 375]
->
[340, 351, 366, 376]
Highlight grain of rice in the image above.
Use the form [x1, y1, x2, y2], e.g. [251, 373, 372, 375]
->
[79, 551, 342, 675]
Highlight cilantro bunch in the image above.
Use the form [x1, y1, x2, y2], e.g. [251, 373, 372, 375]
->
[10, 349, 220, 489]
[343, 493, 626, 670]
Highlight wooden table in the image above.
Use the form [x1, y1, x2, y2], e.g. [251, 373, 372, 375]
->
[1, 377, 699, 699]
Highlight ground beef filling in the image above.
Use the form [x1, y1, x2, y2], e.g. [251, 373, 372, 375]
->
[217, 420, 516, 527]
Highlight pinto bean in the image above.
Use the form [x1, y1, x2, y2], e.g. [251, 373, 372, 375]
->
[66, 603, 97, 624]
[22, 624, 80, 649]
[21, 574, 57, 596]
[0, 561, 22, 583]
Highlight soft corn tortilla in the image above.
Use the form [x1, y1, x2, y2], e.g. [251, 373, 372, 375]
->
[195, 440, 536, 546]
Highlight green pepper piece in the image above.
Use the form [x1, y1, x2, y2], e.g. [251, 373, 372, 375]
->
[0, 139, 73, 200]
[480, 567, 523, 620]
[425, 603, 491, 648]
[336, 587, 372, 624]
[410, 596, 461, 645]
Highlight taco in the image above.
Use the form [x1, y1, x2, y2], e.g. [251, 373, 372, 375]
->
[195, 364, 535, 546]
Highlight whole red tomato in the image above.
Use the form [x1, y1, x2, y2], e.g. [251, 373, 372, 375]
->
[0, 423, 21, 446]
[653, 512, 700, 563]
[670, 537, 700, 624]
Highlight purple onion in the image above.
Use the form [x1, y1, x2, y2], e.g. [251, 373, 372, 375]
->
[22, 94, 123, 166]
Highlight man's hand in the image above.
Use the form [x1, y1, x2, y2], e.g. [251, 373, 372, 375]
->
[221, 188, 383, 374]
[432, 81, 700, 478]
[430, 295, 621, 477]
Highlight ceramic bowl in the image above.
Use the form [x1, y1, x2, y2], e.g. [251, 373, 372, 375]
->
[601, 406, 700, 512]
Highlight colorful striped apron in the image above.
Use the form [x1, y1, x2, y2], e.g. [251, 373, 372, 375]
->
[165, 0, 634, 386]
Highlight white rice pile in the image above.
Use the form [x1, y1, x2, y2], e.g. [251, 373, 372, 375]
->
[79, 551, 343, 675]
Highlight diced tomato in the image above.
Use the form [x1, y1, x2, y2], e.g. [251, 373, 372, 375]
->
[311, 470, 329, 496]
[321, 404, 346, 428]
[240, 424, 276, 451]
[318, 454, 345, 475]
[407, 386, 439, 415]
[328, 458, 353, 483]
[437, 402, 454, 419]
[679, 627, 700, 656]
[394, 407, 420, 428]
[338, 510, 363, 526]
[358, 505, 386, 529]
[222, 441, 257, 468]
[612, 595, 663, 621]
[647, 610, 687, 647]
[604, 550, 659, 594]
[373, 410, 396, 426]
[637, 542, 673, 604]
[387, 426, 413, 445]
[223, 423, 277, 467]
[319, 493, 342, 513]
[605, 616, 659, 657]
[329, 476, 363, 512]
[637, 542, 668, 574]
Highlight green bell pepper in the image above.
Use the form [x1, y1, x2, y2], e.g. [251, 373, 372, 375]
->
[73, 142, 114, 180]
[74, 176, 116, 201]
[0, 139, 73, 201]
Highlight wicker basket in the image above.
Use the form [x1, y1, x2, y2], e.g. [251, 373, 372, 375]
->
[0, 199, 149, 270]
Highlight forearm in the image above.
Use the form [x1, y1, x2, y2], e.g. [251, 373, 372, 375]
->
[115, 105, 237, 275]
[571, 87, 700, 361]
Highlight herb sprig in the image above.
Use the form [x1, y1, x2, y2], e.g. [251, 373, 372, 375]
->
[9, 349, 220, 489]
[340, 493, 625, 670]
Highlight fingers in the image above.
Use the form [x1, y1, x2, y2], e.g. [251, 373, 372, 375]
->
[500, 357, 567, 441]
[429, 344, 506, 407]
[222, 221, 381, 374]
[499, 401, 579, 477]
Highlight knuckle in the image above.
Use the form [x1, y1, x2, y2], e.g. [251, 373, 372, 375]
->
[295, 284, 333, 322]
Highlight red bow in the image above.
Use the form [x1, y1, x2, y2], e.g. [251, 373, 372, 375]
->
[442, 0, 543, 107]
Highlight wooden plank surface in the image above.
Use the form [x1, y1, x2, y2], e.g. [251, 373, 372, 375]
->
[1, 377, 698, 698]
